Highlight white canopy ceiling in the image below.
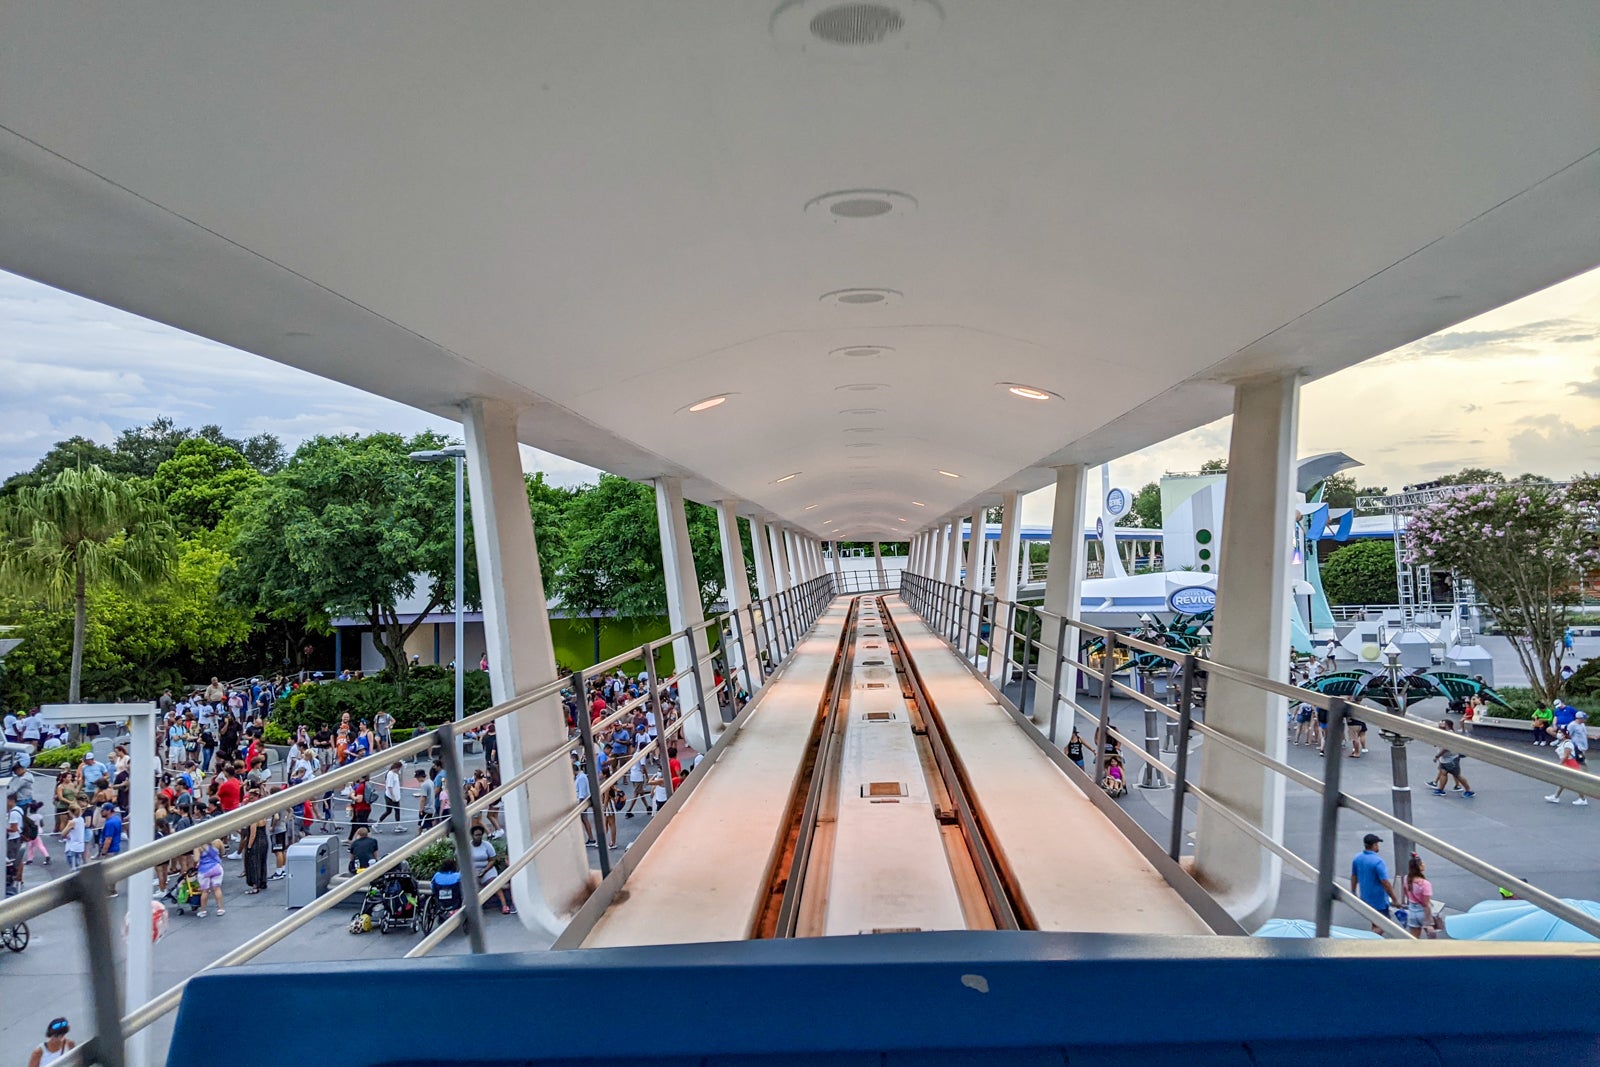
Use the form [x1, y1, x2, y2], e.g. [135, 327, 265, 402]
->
[1, 1, 1596, 539]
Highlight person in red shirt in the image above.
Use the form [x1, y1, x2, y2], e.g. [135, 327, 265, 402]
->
[215, 769, 243, 812]
[667, 746, 683, 790]
[590, 692, 607, 723]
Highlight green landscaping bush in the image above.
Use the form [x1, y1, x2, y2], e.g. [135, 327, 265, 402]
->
[272, 670, 492, 730]
[406, 834, 506, 881]
[31, 743, 91, 769]
[1563, 657, 1600, 701]
[1492, 686, 1600, 721]
[262, 721, 292, 745]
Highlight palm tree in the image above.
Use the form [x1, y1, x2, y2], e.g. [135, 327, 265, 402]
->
[0, 466, 176, 702]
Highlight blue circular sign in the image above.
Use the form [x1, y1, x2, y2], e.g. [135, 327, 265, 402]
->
[1095, 517, 1104, 540]
[1167, 585, 1216, 614]
[1105, 487, 1129, 517]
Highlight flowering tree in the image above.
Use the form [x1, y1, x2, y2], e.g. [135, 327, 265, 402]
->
[1406, 476, 1600, 702]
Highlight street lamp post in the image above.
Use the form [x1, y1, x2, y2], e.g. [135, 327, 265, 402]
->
[409, 447, 467, 735]
[1382, 650, 1414, 860]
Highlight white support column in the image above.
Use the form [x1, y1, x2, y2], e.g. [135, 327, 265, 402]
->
[1192, 374, 1300, 929]
[915, 532, 929, 574]
[655, 476, 720, 750]
[1039, 465, 1088, 734]
[942, 521, 961, 586]
[775, 525, 796, 590]
[751, 518, 777, 600]
[715, 500, 760, 693]
[807, 538, 822, 582]
[463, 397, 586, 934]
[872, 541, 887, 588]
[965, 509, 985, 591]
[830, 540, 843, 583]
[992, 491, 1022, 683]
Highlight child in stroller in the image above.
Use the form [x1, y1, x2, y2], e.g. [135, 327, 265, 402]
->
[1100, 754, 1127, 798]
[349, 864, 421, 935]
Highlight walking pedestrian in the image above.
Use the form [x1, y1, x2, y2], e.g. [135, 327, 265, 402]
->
[26, 1017, 75, 1067]
[378, 762, 405, 832]
[1546, 728, 1589, 806]
[1349, 833, 1400, 933]
[1429, 719, 1475, 798]
[1401, 854, 1435, 939]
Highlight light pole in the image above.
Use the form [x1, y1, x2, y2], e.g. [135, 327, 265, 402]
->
[1382, 650, 1414, 860]
[409, 447, 467, 734]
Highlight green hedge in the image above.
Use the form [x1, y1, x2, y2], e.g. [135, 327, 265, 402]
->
[1493, 686, 1600, 721]
[31, 743, 91, 769]
[272, 665, 493, 730]
[407, 834, 506, 881]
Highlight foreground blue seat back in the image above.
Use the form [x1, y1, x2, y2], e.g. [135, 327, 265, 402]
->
[167, 931, 1600, 1066]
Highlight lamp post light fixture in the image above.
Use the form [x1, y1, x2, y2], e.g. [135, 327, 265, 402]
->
[408, 447, 468, 735]
[1381, 649, 1414, 860]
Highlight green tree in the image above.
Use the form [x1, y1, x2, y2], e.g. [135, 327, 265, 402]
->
[1116, 481, 1161, 528]
[1319, 541, 1400, 605]
[222, 432, 470, 693]
[152, 438, 264, 535]
[1407, 477, 1600, 702]
[1316, 473, 1389, 515]
[1199, 458, 1228, 474]
[549, 476, 725, 659]
[525, 471, 575, 583]
[240, 433, 287, 474]
[1, 436, 118, 495]
[0, 466, 177, 702]
[0, 534, 253, 707]
[1436, 467, 1505, 487]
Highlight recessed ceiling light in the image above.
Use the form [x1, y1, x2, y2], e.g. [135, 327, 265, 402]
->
[998, 382, 1057, 401]
[804, 504, 819, 510]
[821, 288, 902, 307]
[835, 382, 890, 392]
[774, 472, 801, 483]
[842, 426, 882, 434]
[937, 469, 960, 478]
[911, 500, 925, 507]
[685, 394, 732, 412]
[806, 190, 917, 220]
[829, 345, 895, 359]
[822, 519, 833, 525]
[839, 407, 884, 416]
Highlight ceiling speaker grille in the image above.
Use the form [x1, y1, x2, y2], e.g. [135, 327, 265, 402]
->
[809, 3, 905, 45]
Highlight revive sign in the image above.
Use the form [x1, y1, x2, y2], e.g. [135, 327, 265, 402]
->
[1167, 585, 1216, 614]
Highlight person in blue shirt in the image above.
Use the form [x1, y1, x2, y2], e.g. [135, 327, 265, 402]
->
[430, 855, 464, 917]
[1349, 833, 1398, 933]
[97, 804, 123, 858]
[81, 757, 110, 793]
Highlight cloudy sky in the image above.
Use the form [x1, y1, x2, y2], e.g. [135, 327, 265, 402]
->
[2, 264, 1598, 521]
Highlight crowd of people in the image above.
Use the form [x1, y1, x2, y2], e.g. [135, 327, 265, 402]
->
[6, 666, 709, 908]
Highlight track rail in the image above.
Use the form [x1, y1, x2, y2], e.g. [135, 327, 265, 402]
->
[754, 595, 1029, 937]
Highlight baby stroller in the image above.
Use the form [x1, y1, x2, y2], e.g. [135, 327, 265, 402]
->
[165, 872, 202, 916]
[349, 865, 421, 935]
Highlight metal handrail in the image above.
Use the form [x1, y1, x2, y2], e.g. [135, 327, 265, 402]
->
[896, 569, 1600, 940]
[0, 571, 840, 1067]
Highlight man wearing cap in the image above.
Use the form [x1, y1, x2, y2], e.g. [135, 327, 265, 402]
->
[1569, 711, 1589, 797]
[1349, 833, 1399, 933]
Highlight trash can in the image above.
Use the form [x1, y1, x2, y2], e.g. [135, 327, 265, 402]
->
[285, 835, 337, 908]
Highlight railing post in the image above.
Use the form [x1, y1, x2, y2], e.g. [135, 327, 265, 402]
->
[76, 862, 128, 1067]
[1048, 614, 1069, 744]
[1167, 654, 1197, 860]
[714, 616, 736, 718]
[1314, 697, 1350, 937]
[438, 721, 489, 951]
[1094, 633, 1118, 783]
[1015, 606, 1033, 717]
[644, 643, 675, 802]
[569, 671, 612, 879]
[682, 624, 713, 755]
[730, 606, 758, 697]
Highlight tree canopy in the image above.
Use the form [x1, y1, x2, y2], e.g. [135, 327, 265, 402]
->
[1116, 481, 1161, 528]
[222, 432, 471, 691]
[1406, 476, 1600, 702]
[152, 438, 264, 536]
[1319, 541, 1399, 605]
